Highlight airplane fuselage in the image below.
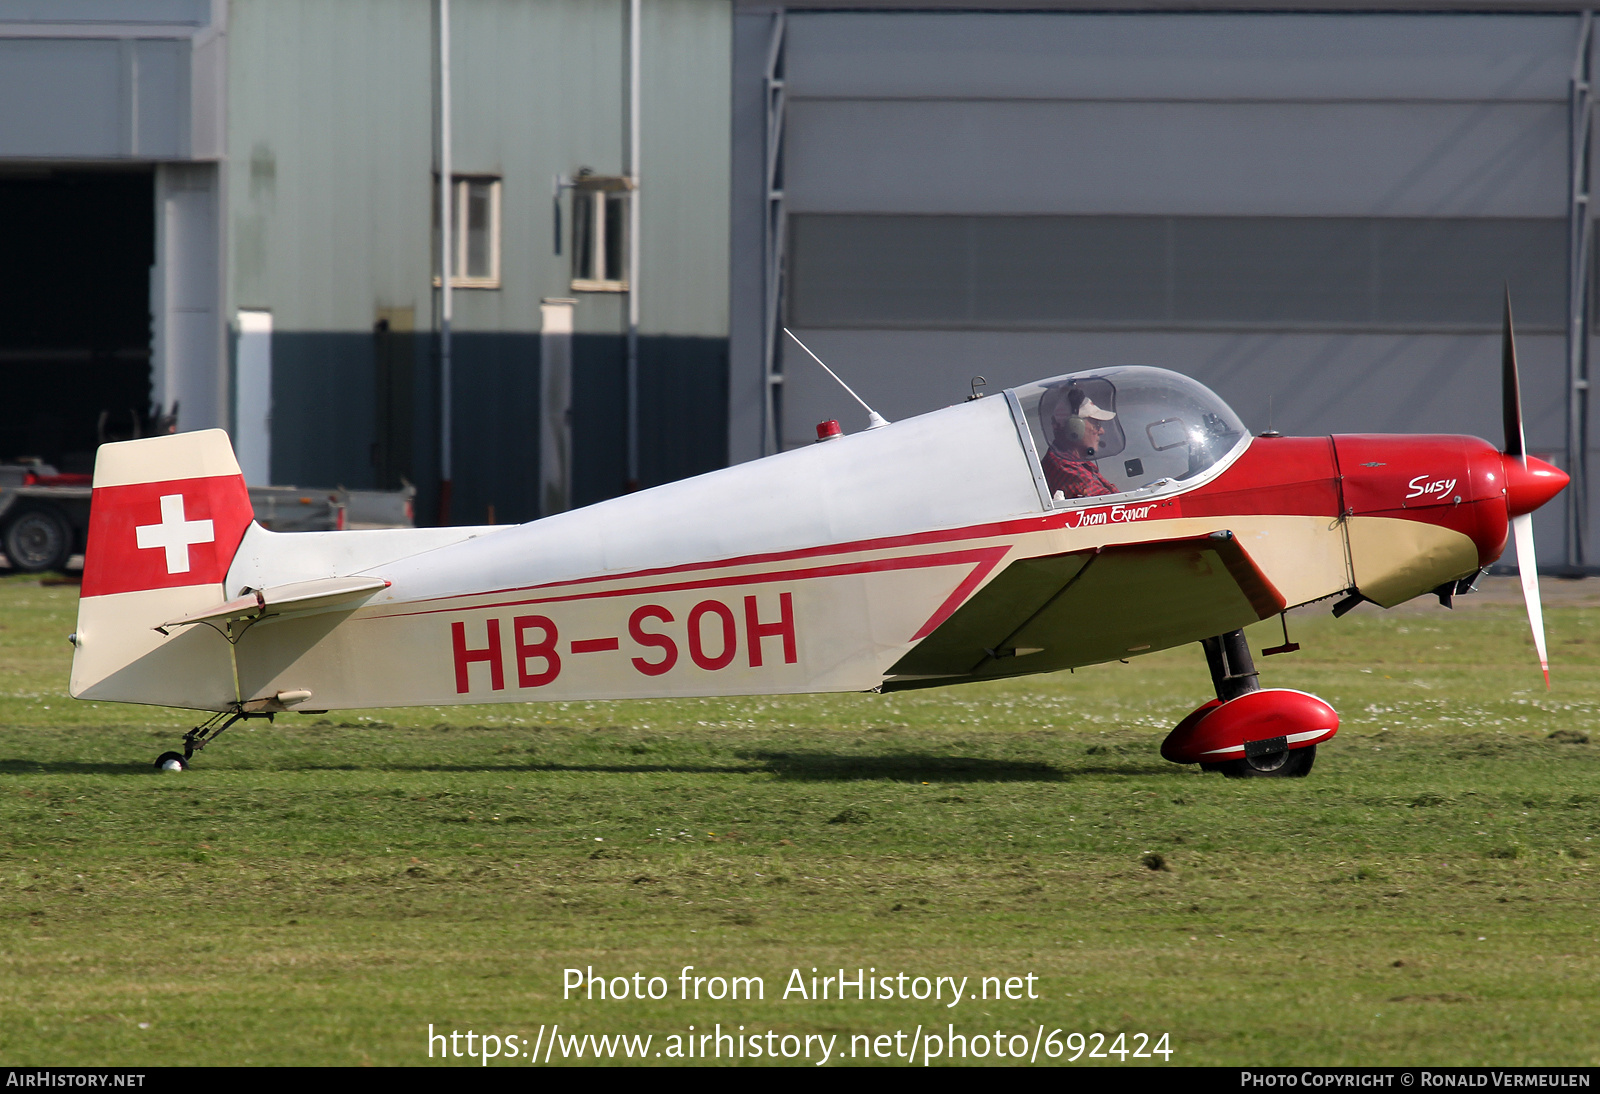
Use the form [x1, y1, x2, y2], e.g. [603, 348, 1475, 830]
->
[69, 372, 1560, 714]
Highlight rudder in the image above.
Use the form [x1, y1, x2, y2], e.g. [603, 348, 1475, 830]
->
[71, 430, 255, 708]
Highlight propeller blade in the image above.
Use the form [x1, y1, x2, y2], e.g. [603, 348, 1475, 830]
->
[1512, 512, 1549, 688]
[1502, 287, 1526, 459]
[1503, 289, 1547, 685]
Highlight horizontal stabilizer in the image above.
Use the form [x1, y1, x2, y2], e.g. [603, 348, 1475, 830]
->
[158, 576, 390, 633]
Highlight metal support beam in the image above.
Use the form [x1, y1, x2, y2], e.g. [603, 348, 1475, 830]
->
[760, 10, 787, 457]
[1567, 10, 1594, 567]
[626, 0, 642, 491]
[436, 0, 455, 524]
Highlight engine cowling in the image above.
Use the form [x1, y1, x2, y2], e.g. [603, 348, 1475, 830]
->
[1329, 434, 1565, 608]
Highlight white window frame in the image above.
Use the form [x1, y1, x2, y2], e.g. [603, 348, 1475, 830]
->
[569, 177, 631, 293]
[435, 175, 501, 289]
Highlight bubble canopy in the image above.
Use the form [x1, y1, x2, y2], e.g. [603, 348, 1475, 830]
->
[1007, 366, 1248, 506]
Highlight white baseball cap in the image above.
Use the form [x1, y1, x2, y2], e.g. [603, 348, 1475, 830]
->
[1075, 396, 1116, 421]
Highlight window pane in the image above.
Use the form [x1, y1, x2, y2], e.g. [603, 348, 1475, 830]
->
[788, 214, 1565, 330]
[1173, 218, 1372, 323]
[573, 192, 595, 281]
[1378, 219, 1564, 327]
[604, 194, 625, 283]
[973, 217, 1166, 322]
[789, 216, 969, 324]
[448, 181, 461, 266]
[465, 180, 492, 279]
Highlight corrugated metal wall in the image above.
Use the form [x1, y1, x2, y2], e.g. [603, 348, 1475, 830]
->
[733, 10, 1587, 563]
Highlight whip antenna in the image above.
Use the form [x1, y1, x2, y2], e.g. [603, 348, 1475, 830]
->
[783, 328, 890, 429]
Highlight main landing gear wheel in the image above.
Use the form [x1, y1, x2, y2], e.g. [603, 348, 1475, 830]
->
[1203, 744, 1317, 779]
[154, 751, 188, 772]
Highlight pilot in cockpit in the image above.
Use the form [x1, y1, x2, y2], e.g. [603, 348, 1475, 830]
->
[1041, 387, 1118, 499]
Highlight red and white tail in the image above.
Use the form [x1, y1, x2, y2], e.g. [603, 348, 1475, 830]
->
[71, 430, 255, 708]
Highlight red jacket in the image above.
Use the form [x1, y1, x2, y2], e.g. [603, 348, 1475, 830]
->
[1042, 450, 1116, 499]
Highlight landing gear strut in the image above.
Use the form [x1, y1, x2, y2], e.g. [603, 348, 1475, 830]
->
[1158, 628, 1334, 778]
[1201, 629, 1261, 703]
[1198, 629, 1315, 777]
[152, 709, 274, 770]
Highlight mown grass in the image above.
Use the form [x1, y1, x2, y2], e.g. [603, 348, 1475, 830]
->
[0, 573, 1597, 1066]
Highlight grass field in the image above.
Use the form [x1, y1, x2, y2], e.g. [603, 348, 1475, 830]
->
[1, 572, 1597, 1067]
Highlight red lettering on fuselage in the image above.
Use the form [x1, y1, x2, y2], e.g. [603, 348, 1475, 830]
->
[514, 615, 560, 687]
[448, 593, 801, 693]
[744, 592, 796, 667]
[687, 600, 738, 670]
[629, 605, 677, 676]
[452, 619, 505, 693]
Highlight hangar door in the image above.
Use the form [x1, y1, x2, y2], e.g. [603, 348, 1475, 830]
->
[0, 169, 155, 472]
[0, 10, 227, 479]
[771, 11, 1581, 569]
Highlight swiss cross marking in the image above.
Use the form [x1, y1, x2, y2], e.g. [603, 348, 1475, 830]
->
[134, 493, 215, 574]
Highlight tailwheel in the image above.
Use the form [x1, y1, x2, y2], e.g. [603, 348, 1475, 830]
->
[155, 708, 273, 771]
[1203, 744, 1317, 779]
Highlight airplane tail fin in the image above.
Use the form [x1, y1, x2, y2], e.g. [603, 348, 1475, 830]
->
[71, 430, 256, 708]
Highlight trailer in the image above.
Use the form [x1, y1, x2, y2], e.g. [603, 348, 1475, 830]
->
[0, 461, 415, 574]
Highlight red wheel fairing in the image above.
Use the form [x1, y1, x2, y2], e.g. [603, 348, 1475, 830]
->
[1161, 688, 1338, 766]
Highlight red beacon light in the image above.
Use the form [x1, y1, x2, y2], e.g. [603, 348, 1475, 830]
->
[815, 419, 843, 442]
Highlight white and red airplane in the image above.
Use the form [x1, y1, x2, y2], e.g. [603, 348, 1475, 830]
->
[68, 301, 1567, 777]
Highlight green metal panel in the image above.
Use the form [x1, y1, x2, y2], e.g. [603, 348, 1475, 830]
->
[637, 0, 731, 337]
[227, 0, 435, 332]
[226, 0, 730, 339]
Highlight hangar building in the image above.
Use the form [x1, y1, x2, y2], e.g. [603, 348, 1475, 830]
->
[0, 0, 731, 527]
[3, 0, 1595, 572]
[729, 2, 1597, 570]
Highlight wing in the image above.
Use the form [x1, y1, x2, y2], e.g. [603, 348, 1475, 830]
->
[883, 530, 1285, 691]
